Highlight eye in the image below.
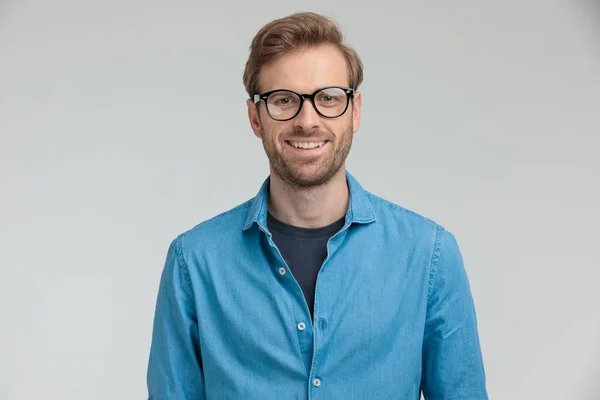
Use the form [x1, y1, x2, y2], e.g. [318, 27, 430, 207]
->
[317, 90, 344, 103]
[271, 93, 298, 106]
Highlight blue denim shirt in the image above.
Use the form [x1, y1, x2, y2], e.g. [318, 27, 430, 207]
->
[147, 170, 488, 399]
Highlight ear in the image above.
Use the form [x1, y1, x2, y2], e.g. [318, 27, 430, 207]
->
[351, 91, 362, 133]
[247, 99, 263, 139]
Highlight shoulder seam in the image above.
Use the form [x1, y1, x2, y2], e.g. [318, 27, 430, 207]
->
[211, 201, 252, 221]
[175, 233, 195, 301]
[366, 193, 438, 227]
[185, 200, 252, 234]
[427, 224, 445, 302]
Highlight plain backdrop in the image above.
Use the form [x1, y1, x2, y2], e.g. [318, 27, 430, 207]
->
[1, 1, 599, 399]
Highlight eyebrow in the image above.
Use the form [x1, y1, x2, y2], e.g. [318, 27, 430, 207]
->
[259, 85, 352, 94]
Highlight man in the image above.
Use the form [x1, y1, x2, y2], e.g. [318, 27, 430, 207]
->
[147, 12, 488, 400]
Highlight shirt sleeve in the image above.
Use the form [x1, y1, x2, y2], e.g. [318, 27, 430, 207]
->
[147, 236, 205, 399]
[421, 227, 488, 400]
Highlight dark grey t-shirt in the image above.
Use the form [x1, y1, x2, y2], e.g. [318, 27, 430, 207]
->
[267, 212, 346, 319]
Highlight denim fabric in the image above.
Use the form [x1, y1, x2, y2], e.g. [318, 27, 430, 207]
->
[147, 170, 488, 400]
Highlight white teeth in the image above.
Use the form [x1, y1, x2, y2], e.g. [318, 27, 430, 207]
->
[290, 141, 326, 149]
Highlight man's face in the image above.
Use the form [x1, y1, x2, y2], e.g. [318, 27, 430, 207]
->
[247, 44, 362, 189]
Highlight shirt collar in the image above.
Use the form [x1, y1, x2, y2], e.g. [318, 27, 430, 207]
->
[242, 170, 376, 232]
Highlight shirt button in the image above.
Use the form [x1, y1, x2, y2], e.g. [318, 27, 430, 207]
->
[313, 378, 321, 387]
[297, 322, 306, 331]
[278, 267, 286, 275]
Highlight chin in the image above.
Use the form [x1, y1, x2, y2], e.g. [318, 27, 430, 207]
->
[284, 165, 342, 188]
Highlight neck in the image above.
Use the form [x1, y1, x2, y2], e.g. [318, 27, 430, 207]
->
[267, 167, 349, 229]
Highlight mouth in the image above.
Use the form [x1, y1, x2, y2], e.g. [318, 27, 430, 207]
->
[285, 140, 329, 154]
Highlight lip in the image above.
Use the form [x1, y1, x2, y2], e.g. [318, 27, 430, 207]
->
[285, 140, 329, 155]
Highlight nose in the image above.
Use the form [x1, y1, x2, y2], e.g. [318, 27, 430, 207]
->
[293, 98, 321, 130]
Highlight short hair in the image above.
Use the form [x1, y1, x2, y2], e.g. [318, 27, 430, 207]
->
[242, 12, 363, 98]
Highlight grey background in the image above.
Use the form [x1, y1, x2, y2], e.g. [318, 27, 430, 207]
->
[1, 1, 599, 399]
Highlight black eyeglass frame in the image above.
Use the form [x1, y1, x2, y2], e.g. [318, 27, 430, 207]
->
[253, 86, 355, 121]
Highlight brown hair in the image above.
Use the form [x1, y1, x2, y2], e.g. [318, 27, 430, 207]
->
[242, 12, 363, 98]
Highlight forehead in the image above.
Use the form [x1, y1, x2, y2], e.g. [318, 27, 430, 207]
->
[259, 44, 349, 93]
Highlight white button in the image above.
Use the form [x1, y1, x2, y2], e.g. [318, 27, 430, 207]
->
[279, 267, 286, 275]
[297, 322, 306, 331]
[313, 378, 321, 387]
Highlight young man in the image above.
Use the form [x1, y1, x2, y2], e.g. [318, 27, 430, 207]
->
[147, 12, 488, 400]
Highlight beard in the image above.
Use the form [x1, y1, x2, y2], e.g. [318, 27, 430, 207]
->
[260, 118, 354, 190]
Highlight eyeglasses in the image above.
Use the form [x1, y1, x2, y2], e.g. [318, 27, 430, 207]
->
[253, 86, 354, 121]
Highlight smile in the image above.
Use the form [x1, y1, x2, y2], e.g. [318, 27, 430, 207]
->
[286, 140, 328, 149]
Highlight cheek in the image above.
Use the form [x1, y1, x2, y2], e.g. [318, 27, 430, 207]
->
[261, 125, 285, 146]
[268, 123, 293, 140]
[329, 118, 352, 137]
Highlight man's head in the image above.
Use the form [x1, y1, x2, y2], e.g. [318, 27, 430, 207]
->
[244, 12, 363, 190]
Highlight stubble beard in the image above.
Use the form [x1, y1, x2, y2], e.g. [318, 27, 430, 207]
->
[260, 120, 354, 191]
